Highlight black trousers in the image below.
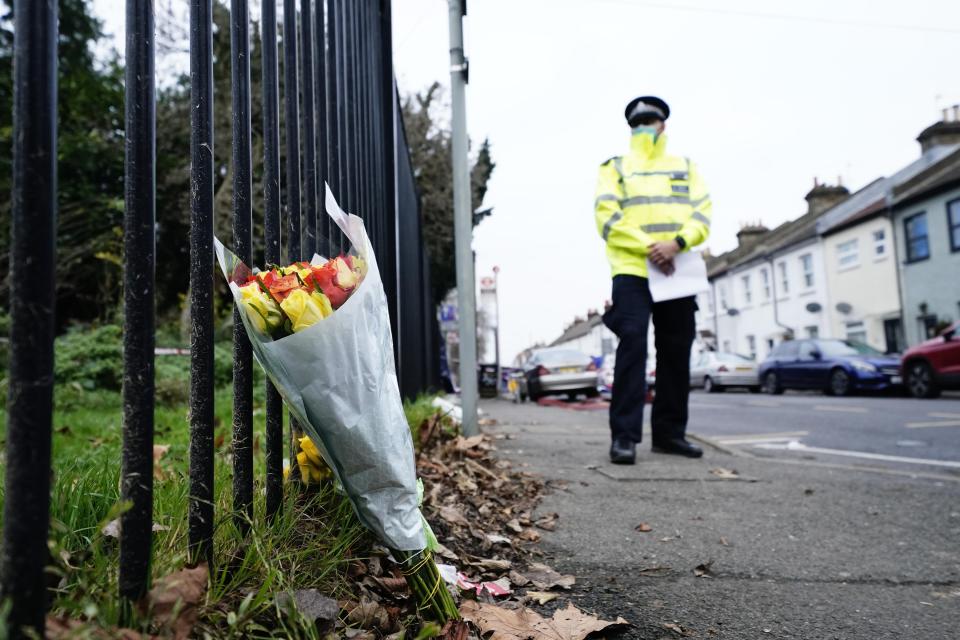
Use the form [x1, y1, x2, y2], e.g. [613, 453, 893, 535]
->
[603, 274, 696, 444]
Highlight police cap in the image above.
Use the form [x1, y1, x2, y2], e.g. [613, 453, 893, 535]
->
[625, 96, 670, 126]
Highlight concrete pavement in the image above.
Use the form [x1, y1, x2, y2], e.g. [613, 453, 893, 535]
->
[482, 396, 960, 639]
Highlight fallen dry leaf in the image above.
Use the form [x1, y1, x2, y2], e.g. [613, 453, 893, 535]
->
[460, 600, 627, 640]
[693, 561, 714, 578]
[635, 523, 653, 533]
[153, 444, 171, 480]
[662, 621, 695, 636]
[439, 505, 470, 528]
[471, 557, 512, 572]
[346, 598, 391, 631]
[455, 435, 486, 451]
[524, 563, 575, 590]
[637, 565, 672, 576]
[506, 519, 523, 534]
[142, 564, 208, 640]
[47, 617, 150, 640]
[102, 518, 121, 539]
[518, 528, 542, 542]
[275, 589, 339, 632]
[534, 513, 559, 531]
[525, 590, 559, 605]
[709, 467, 739, 479]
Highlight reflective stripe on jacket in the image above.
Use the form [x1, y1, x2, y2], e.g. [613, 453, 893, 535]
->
[594, 131, 712, 278]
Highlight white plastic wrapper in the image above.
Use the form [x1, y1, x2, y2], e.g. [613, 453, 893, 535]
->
[215, 186, 426, 551]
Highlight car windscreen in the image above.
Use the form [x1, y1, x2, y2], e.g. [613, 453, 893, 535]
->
[818, 340, 884, 357]
[536, 350, 589, 366]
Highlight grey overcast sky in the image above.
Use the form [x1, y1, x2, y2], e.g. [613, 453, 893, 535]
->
[92, 0, 960, 364]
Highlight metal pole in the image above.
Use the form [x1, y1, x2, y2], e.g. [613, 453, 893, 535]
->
[120, 0, 156, 605]
[261, 0, 284, 519]
[494, 266, 501, 393]
[327, 0, 342, 248]
[188, 0, 215, 566]
[313, 0, 329, 256]
[283, 0, 305, 462]
[447, 0, 478, 436]
[283, 0, 302, 262]
[1, 0, 57, 634]
[230, 0, 254, 532]
[301, 0, 318, 257]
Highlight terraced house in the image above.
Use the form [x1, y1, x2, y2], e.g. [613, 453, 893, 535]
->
[697, 113, 960, 359]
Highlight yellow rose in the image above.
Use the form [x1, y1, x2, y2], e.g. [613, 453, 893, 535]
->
[310, 291, 334, 318]
[239, 282, 284, 334]
[350, 255, 368, 279]
[279, 288, 328, 332]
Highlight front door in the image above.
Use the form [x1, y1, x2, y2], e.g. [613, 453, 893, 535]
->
[883, 318, 903, 354]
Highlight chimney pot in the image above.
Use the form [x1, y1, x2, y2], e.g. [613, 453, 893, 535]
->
[944, 108, 950, 122]
[953, 104, 960, 121]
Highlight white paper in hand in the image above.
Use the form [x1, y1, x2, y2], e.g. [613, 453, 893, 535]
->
[647, 250, 709, 302]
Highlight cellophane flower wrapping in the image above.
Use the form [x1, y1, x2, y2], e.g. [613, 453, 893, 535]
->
[215, 187, 425, 552]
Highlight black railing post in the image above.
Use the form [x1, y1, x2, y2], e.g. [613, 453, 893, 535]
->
[283, 0, 302, 262]
[261, 0, 284, 519]
[1, 1, 57, 635]
[188, 0, 216, 566]
[119, 0, 156, 605]
[328, 0, 343, 250]
[230, 0, 254, 532]
[314, 0, 329, 256]
[282, 0, 305, 461]
[379, 0, 400, 362]
[301, 0, 318, 257]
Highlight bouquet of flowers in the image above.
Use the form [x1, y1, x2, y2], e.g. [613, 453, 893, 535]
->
[215, 187, 458, 622]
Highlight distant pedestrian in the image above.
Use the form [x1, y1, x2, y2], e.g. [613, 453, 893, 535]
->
[594, 96, 712, 463]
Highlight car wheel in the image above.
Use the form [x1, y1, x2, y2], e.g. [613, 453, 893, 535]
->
[906, 361, 940, 399]
[704, 376, 716, 393]
[585, 387, 600, 399]
[829, 368, 852, 397]
[763, 371, 783, 395]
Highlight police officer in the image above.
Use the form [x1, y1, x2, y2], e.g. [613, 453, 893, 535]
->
[595, 96, 712, 464]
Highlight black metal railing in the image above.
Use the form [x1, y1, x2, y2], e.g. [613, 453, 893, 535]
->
[1, 0, 441, 636]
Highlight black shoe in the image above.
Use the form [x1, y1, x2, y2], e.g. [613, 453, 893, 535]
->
[652, 438, 703, 458]
[610, 438, 636, 464]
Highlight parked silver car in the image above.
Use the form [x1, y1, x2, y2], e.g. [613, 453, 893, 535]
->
[520, 348, 598, 401]
[690, 351, 760, 393]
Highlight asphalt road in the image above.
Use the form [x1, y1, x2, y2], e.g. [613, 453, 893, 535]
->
[481, 395, 960, 639]
[687, 389, 960, 476]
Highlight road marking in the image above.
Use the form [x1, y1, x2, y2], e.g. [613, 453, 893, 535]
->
[754, 440, 960, 469]
[928, 412, 960, 419]
[716, 431, 809, 445]
[813, 404, 868, 414]
[906, 420, 960, 429]
[690, 402, 729, 409]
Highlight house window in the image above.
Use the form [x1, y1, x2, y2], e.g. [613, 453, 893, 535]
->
[800, 253, 814, 288]
[746, 335, 756, 359]
[920, 314, 938, 340]
[760, 268, 771, 301]
[904, 212, 930, 262]
[845, 321, 867, 344]
[777, 262, 788, 294]
[872, 229, 887, 257]
[836, 239, 859, 268]
[742, 275, 752, 304]
[722, 340, 731, 353]
[805, 325, 819, 339]
[719, 284, 728, 310]
[949, 198, 960, 252]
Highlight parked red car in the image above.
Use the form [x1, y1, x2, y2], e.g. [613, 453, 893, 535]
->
[902, 321, 960, 398]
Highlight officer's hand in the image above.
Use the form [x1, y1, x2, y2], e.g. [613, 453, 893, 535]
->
[654, 259, 676, 276]
[648, 240, 680, 266]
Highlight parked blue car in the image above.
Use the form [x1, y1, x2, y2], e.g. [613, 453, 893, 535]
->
[758, 339, 902, 396]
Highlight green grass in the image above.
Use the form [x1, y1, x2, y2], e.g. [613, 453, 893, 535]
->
[0, 366, 446, 637]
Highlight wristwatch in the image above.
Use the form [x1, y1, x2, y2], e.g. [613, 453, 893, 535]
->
[674, 235, 687, 250]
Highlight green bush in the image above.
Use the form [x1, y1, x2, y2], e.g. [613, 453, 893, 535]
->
[54, 324, 123, 390]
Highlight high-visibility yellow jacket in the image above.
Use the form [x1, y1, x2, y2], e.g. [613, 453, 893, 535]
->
[595, 132, 712, 278]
